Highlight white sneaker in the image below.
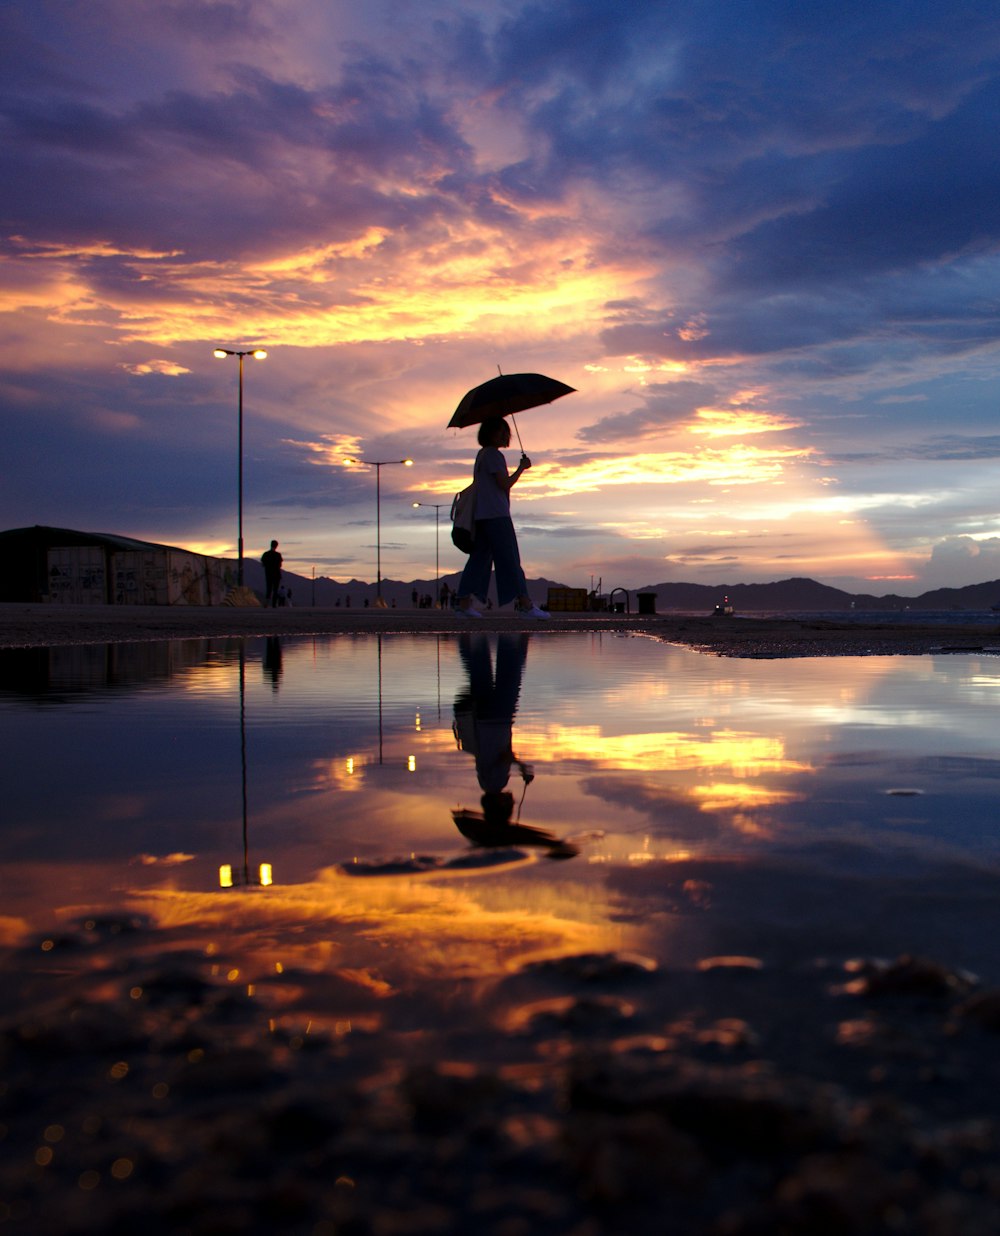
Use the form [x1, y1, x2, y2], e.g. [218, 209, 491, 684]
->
[521, 605, 550, 619]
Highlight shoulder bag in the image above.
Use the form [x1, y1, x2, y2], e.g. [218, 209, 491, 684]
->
[451, 453, 480, 553]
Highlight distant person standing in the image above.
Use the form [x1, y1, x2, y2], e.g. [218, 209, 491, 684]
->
[261, 540, 282, 608]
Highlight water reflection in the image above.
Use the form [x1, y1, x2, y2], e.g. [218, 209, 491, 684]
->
[218, 644, 273, 889]
[263, 635, 283, 691]
[452, 632, 579, 858]
[6, 635, 1000, 979]
[10, 636, 1000, 1236]
[0, 638, 240, 699]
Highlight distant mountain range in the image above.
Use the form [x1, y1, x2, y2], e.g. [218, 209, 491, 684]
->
[244, 561, 1000, 612]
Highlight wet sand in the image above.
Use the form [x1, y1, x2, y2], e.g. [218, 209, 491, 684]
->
[5, 604, 1000, 1232]
[3, 600, 999, 656]
[7, 904, 1000, 1235]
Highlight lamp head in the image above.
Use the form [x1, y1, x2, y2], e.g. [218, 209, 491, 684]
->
[213, 349, 229, 359]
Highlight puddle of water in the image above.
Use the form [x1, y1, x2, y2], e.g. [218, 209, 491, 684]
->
[3, 630, 1000, 981]
[7, 631, 1000, 1233]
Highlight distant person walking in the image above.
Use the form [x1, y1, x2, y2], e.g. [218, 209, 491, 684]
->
[261, 539, 282, 608]
[456, 417, 549, 619]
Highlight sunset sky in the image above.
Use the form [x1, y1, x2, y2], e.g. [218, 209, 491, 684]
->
[4, 1, 1000, 594]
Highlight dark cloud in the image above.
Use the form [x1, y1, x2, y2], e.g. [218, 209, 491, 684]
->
[726, 80, 1000, 293]
[477, 0, 1000, 381]
[0, 51, 476, 260]
[599, 308, 835, 362]
[580, 775, 725, 842]
[516, 522, 607, 540]
[826, 434, 1000, 465]
[576, 380, 718, 442]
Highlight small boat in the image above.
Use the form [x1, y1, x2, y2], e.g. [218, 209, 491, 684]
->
[712, 595, 734, 617]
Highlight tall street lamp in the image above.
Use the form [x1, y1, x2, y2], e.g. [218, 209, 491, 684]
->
[346, 457, 413, 607]
[213, 347, 267, 586]
[412, 501, 448, 607]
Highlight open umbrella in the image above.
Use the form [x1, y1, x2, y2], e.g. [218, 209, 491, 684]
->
[448, 372, 575, 449]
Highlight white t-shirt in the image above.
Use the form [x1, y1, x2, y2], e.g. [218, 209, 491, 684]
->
[473, 446, 511, 519]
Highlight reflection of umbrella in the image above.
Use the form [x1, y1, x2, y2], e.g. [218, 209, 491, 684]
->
[448, 372, 575, 449]
[452, 807, 578, 860]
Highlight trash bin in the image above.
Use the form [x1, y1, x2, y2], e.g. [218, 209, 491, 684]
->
[637, 592, 657, 615]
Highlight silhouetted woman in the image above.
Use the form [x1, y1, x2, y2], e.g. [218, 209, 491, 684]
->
[456, 417, 549, 618]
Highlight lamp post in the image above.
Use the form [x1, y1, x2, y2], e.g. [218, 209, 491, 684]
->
[213, 347, 267, 586]
[412, 501, 448, 607]
[346, 457, 413, 607]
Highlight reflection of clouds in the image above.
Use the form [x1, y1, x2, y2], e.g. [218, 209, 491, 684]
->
[135, 867, 618, 984]
[604, 849, 1000, 980]
[521, 723, 813, 776]
[577, 774, 802, 850]
[309, 728, 458, 791]
[0, 916, 28, 946]
[91, 793, 151, 822]
[690, 783, 805, 812]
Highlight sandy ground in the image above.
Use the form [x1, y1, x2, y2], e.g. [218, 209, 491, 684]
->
[3, 601, 1000, 656]
[6, 907, 1000, 1235]
[6, 602, 1000, 1232]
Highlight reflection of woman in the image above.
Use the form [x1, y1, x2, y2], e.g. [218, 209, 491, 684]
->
[455, 632, 533, 794]
[456, 417, 549, 619]
[452, 633, 576, 858]
[453, 804, 577, 860]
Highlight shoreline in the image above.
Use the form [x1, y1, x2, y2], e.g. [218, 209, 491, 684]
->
[2, 601, 1000, 656]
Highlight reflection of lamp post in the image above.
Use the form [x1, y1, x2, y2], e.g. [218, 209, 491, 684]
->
[344, 633, 418, 771]
[345, 457, 413, 607]
[412, 501, 448, 607]
[213, 347, 267, 586]
[219, 644, 273, 889]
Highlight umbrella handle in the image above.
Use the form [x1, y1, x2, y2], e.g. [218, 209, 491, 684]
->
[516, 775, 529, 821]
[510, 412, 525, 453]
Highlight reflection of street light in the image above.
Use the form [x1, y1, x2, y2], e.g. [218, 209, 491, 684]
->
[412, 501, 448, 607]
[219, 644, 272, 889]
[213, 347, 267, 586]
[345, 457, 413, 607]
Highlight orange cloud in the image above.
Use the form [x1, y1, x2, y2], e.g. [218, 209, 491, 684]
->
[689, 408, 804, 438]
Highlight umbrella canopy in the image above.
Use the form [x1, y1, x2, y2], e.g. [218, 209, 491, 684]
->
[448, 372, 576, 429]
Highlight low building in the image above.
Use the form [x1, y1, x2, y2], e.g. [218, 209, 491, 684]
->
[0, 525, 237, 605]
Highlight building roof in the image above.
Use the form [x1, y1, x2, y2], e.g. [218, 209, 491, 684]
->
[0, 525, 202, 556]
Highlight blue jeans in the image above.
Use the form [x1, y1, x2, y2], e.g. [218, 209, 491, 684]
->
[457, 517, 528, 608]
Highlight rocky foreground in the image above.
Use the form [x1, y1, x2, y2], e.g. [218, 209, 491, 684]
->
[5, 913, 1000, 1234]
